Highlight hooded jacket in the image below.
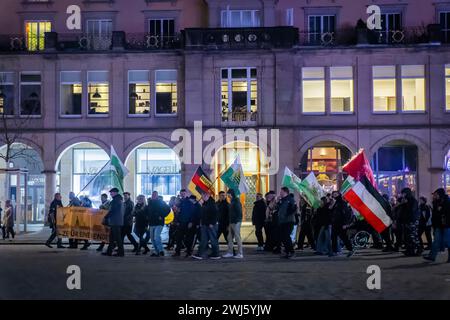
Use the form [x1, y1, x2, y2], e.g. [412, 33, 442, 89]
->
[277, 194, 296, 225]
[104, 194, 124, 226]
[229, 197, 243, 224]
[252, 198, 267, 226]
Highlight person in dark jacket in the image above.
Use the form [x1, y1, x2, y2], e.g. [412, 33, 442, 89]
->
[252, 193, 267, 251]
[2, 200, 15, 240]
[330, 191, 354, 257]
[400, 188, 420, 256]
[264, 191, 279, 252]
[193, 193, 221, 260]
[297, 197, 315, 250]
[223, 189, 244, 259]
[133, 195, 149, 255]
[315, 197, 332, 256]
[45, 193, 65, 248]
[380, 194, 395, 252]
[122, 192, 138, 252]
[102, 188, 125, 257]
[216, 191, 229, 242]
[276, 187, 296, 258]
[418, 196, 432, 251]
[392, 196, 404, 251]
[147, 191, 170, 257]
[166, 196, 178, 250]
[68, 191, 82, 249]
[173, 194, 196, 257]
[424, 188, 450, 262]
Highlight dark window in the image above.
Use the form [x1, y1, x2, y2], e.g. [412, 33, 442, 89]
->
[440, 12, 450, 43]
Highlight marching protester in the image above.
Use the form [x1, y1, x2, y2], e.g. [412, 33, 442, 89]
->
[315, 196, 332, 256]
[45, 193, 65, 248]
[166, 196, 178, 250]
[400, 188, 420, 256]
[147, 191, 170, 257]
[192, 192, 220, 260]
[79, 196, 92, 250]
[381, 194, 395, 252]
[102, 188, 125, 257]
[424, 188, 450, 262]
[418, 196, 433, 251]
[173, 192, 196, 258]
[297, 197, 315, 251]
[216, 191, 229, 243]
[2, 200, 15, 240]
[391, 196, 404, 252]
[123, 192, 139, 252]
[276, 187, 296, 259]
[264, 191, 279, 253]
[252, 193, 266, 251]
[133, 194, 149, 255]
[68, 191, 82, 249]
[223, 189, 244, 259]
[96, 193, 111, 252]
[0, 201, 3, 239]
[330, 191, 354, 257]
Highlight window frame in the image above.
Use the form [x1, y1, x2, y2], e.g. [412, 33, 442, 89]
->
[439, 11, 450, 43]
[220, 9, 261, 28]
[301, 67, 326, 115]
[307, 15, 336, 44]
[24, 20, 52, 51]
[128, 70, 151, 118]
[400, 65, 426, 113]
[154, 69, 178, 117]
[60, 71, 83, 118]
[0, 72, 16, 117]
[446, 64, 450, 113]
[329, 66, 354, 115]
[19, 71, 42, 118]
[372, 65, 397, 114]
[87, 71, 110, 118]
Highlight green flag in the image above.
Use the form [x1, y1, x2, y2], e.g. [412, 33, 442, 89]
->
[340, 175, 355, 195]
[298, 172, 323, 209]
[220, 155, 248, 196]
[281, 167, 303, 194]
[110, 145, 129, 182]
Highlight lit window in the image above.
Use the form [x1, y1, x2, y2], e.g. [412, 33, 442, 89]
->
[221, 68, 257, 122]
[330, 67, 353, 113]
[0, 72, 14, 115]
[88, 71, 109, 116]
[221, 10, 261, 28]
[20, 73, 41, 116]
[129, 71, 150, 116]
[445, 65, 450, 111]
[60, 71, 82, 116]
[25, 21, 51, 51]
[401, 65, 425, 112]
[302, 67, 325, 113]
[373, 66, 396, 112]
[155, 70, 177, 115]
[308, 15, 335, 44]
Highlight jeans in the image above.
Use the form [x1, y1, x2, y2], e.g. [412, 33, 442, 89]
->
[106, 226, 124, 256]
[227, 222, 243, 255]
[198, 224, 220, 257]
[150, 225, 164, 254]
[254, 224, 265, 247]
[430, 228, 450, 260]
[316, 225, 332, 255]
[122, 225, 138, 248]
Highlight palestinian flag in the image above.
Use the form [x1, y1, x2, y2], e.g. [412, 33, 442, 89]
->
[188, 166, 214, 199]
[343, 149, 377, 188]
[343, 176, 392, 233]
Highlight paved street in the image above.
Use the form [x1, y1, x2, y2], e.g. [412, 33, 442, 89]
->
[1, 244, 449, 300]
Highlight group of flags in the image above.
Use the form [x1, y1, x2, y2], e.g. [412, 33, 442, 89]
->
[188, 155, 249, 199]
[282, 149, 392, 233]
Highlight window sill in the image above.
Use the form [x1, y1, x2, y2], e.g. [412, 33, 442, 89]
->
[372, 111, 397, 114]
[0, 115, 15, 118]
[330, 112, 355, 115]
[87, 114, 109, 118]
[60, 114, 82, 118]
[154, 113, 177, 117]
[21, 1, 54, 6]
[127, 114, 151, 118]
[301, 112, 326, 116]
[400, 110, 426, 114]
[19, 115, 41, 118]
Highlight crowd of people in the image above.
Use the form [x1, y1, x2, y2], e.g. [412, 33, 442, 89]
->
[38, 185, 449, 262]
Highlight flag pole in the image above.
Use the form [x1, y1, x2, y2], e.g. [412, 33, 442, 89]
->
[76, 160, 111, 198]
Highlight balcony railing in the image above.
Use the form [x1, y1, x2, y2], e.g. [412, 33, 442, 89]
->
[125, 33, 182, 50]
[221, 110, 257, 126]
[57, 33, 113, 51]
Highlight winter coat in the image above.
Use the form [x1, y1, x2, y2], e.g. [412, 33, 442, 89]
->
[176, 198, 195, 225]
[147, 198, 170, 226]
[315, 206, 332, 227]
[3, 206, 14, 228]
[419, 203, 432, 227]
[48, 199, 63, 226]
[277, 195, 296, 225]
[133, 203, 148, 235]
[123, 199, 135, 227]
[201, 197, 219, 226]
[331, 197, 352, 226]
[229, 197, 243, 224]
[251, 199, 267, 226]
[399, 197, 419, 224]
[216, 200, 230, 226]
[104, 194, 124, 226]
[431, 196, 450, 229]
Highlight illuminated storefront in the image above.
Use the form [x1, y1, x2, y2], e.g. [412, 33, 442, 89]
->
[212, 141, 268, 221]
[372, 142, 418, 197]
[300, 142, 351, 193]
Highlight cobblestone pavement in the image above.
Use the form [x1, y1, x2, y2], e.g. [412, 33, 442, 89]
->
[1, 244, 449, 300]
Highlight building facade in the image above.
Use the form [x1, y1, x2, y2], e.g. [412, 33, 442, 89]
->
[0, 0, 450, 223]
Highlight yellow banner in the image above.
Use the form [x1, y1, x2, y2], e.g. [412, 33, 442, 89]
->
[57, 207, 110, 242]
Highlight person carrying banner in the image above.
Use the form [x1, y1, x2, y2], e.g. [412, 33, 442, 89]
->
[96, 193, 111, 252]
[45, 193, 65, 249]
[222, 189, 244, 259]
[102, 188, 125, 257]
[68, 191, 81, 249]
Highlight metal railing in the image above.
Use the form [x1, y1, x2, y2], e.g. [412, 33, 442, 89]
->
[221, 111, 257, 125]
[57, 33, 112, 51]
[125, 33, 182, 50]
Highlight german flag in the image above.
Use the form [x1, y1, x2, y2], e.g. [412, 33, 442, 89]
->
[188, 166, 214, 199]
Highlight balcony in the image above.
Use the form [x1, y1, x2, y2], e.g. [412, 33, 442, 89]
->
[183, 27, 299, 50]
[221, 110, 257, 127]
[125, 33, 182, 50]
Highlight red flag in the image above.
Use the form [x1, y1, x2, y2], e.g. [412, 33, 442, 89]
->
[342, 149, 377, 188]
